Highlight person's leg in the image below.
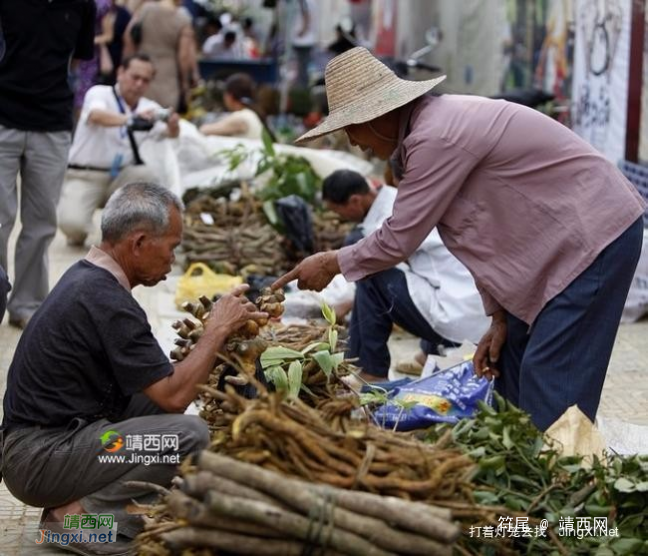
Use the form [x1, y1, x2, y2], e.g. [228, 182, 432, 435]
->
[105, 165, 159, 200]
[79, 414, 209, 537]
[349, 268, 453, 377]
[2, 413, 209, 538]
[8, 130, 71, 321]
[0, 125, 23, 274]
[515, 218, 643, 431]
[58, 169, 111, 246]
[294, 45, 312, 89]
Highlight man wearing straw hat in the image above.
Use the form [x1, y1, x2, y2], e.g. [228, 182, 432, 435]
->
[273, 47, 645, 431]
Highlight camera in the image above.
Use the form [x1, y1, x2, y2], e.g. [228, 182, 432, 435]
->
[128, 108, 172, 132]
[151, 107, 172, 123]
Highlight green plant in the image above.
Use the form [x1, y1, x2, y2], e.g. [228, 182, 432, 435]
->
[260, 303, 344, 398]
[216, 130, 322, 229]
[425, 394, 648, 555]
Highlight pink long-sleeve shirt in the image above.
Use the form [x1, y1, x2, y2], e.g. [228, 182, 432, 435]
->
[338, 95, 646, 325]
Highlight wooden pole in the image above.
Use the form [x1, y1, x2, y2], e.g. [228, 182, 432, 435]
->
[625, 0, 645, 162]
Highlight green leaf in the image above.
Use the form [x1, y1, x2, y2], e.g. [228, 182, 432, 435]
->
[328, 328, 338, 352]
[321, 303, 336, 326]
[584, 504, 612, 517]
[261, 128, 276, 157]
[300, 341, 329, 354]
[331, 352, 344, 369]
[359, 390, 388, 406]
[260, 346, 304, 369]
[502, 426, 514, 450]
[264, 365, 288, 391]
[287, 360, 303, 399]
[610, 538, 644, 555]
[262, 200, 280, 228]
[634, 481, 648, 492]
[614, 478, 636, 493]
[312, 350, 334, 378]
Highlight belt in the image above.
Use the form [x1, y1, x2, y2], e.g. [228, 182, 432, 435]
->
[68, 164, 111, 172]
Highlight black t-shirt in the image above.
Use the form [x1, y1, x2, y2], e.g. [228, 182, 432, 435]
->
[2, 261, 173, 429]
[0, 0, 96, 131]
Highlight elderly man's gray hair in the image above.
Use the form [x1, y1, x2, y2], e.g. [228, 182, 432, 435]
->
[101, 182, 184, 243]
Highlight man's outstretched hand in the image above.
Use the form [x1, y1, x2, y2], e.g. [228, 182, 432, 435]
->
[272, 251, 340, 292]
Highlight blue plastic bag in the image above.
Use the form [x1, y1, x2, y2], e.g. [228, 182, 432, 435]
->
[371, 361, 493, 431]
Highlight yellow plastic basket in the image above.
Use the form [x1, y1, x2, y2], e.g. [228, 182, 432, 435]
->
[175, 263, 243, 309]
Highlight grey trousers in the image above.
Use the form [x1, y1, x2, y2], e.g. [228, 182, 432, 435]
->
[58, 165, 158, 245]
[0, 125, 71, 321]
[1, 395, 210, 538]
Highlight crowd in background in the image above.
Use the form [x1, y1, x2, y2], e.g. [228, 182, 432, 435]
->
[0, 0, 363, 330]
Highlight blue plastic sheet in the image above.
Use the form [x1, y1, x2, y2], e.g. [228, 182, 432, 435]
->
[371, 361, 494, 431]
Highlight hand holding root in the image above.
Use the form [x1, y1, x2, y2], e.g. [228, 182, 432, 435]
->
[206, 284, 268, 337]
[473, 310, 507, 381]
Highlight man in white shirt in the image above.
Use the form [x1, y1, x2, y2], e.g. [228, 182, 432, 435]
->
[58, 54, 180, 247]
[322, 169, 489, 381]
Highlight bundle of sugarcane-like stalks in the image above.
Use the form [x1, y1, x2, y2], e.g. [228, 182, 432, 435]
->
[136, 451, 461, 556]
[182, 191, 355, 278]
[182, 210, 288, 278]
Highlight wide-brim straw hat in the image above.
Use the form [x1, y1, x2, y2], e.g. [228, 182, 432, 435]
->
[295, 47, 446, 145]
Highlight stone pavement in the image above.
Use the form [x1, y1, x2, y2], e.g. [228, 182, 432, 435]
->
[1, 226, 647, 555]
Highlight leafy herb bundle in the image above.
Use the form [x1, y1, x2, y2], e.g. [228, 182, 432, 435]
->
[426, 394, 647, 555]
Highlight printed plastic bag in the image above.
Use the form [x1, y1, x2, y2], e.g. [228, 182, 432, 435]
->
[372, 361, 493, 431]
[175, 263, 243, 309]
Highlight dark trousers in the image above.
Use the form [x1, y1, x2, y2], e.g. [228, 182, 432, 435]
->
[348, 267, 456, 378]
[497, 217, 644, 431]
[1, 395, 209, 538]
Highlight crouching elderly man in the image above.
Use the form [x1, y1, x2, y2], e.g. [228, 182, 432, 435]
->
[58, 54, 180, 247]
[0, 183, 267, 556]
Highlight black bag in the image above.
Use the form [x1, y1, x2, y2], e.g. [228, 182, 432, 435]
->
[274, 195, 314, 255]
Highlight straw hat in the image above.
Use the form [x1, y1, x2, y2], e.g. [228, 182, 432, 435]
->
[295, 47, 446, 145]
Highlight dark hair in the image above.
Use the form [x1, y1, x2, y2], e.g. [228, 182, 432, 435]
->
[322, 170, 370, 204]
[224, 30, 237, 45]
[121, 53, 154, 70]
[225, 73, 278, 142]
[225, 73, 255, 103]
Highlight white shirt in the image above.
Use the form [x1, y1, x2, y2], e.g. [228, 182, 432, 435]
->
[361, 186, 489, 344]
[68, 84, 167, 169]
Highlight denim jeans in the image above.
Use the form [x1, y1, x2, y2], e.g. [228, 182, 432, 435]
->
[496, 217, 644, 431]
[348, 267, 457, 377]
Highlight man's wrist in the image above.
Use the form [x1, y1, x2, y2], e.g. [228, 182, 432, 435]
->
[326, 251, 341, 275]
[491, 309, 506, 323]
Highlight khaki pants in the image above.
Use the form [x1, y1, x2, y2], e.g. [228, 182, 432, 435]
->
[57, 165, 158, 245]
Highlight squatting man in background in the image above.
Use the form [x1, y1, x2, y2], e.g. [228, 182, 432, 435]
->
[58, 54, 180, 247]
[0, 183, 268, 555]
[322, 169, 488, 382]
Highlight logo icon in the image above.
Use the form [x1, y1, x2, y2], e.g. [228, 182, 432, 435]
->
[100, 430, 124, 453]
